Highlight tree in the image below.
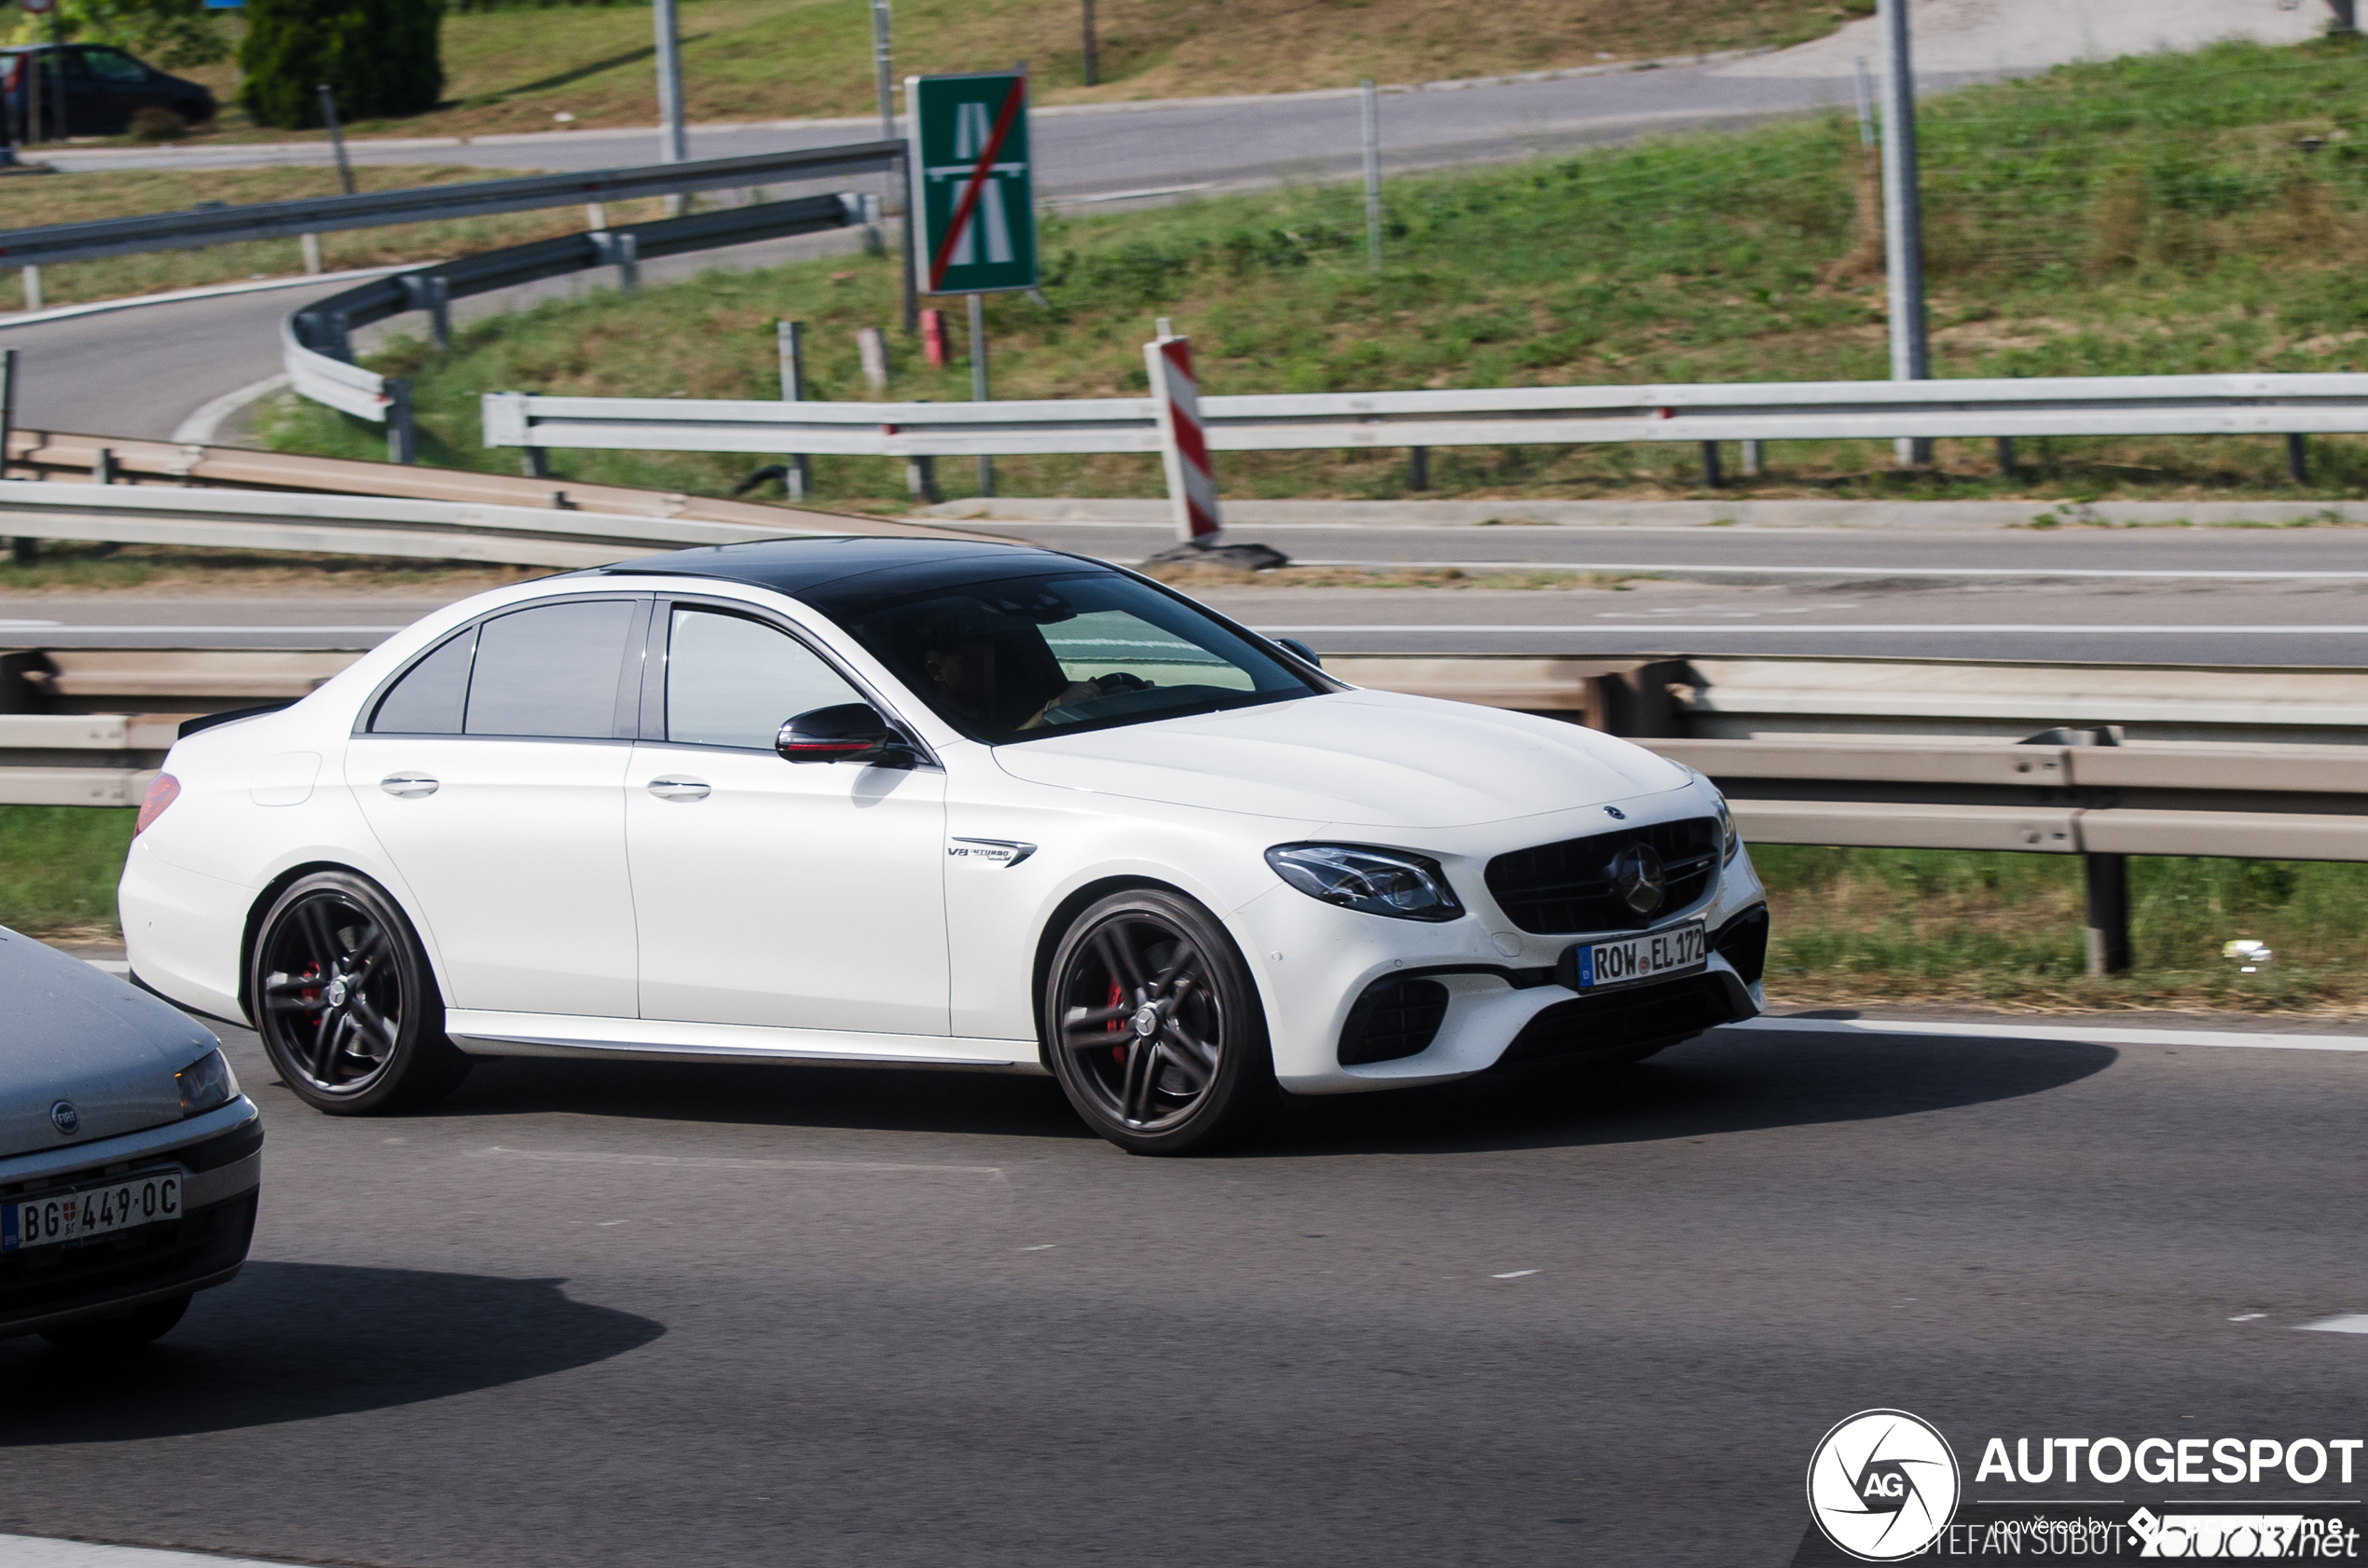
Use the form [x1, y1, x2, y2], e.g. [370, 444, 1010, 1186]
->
[7, 0, 231, 72]
[239, 0, 443, 129]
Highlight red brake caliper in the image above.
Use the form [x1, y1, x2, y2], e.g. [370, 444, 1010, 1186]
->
[1107, 976, 1127, 1065]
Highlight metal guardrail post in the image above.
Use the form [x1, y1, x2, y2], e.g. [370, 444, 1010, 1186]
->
[2289, 433, 2310, 484]
[0, 346, 26, 566]
[595, 231, 640, 295]
[385, 378, 418, 464]
[1408, 446, 1428, 491]
[1878, 0, 1933, 468]
[317, 84, 356, 197]
[1995, 436, 2015, 477]
[1700, 441, 1723, 488]
[2085, 854, 2131, 976]
[428, 276, 451, 351]
[778, 320, 811, 501]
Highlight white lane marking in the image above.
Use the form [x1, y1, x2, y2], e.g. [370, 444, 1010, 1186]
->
[0, 619, 61, 628]
[2230, 1313, 2268, 1322]
[0, 264, 421, 333]
[1730, 1016, 2368, 1053]
[2297, 1314, 2368, 1334]
[1252, 624, 2368, 636]
[0, 1536, 328, 1568]
[1021, 1244, 1056, 1251]
[1492, 1270, 1540, 1279]
[1052, 182, 1214, 204]
[171, 373, 292, 445]
[1280, 559, 2368, 581]
[475, 1145, 1003, 1176]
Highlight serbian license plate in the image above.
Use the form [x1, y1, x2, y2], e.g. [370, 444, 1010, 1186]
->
[1, 1171, 182, 1253]
[1576, 921, 1707, 990]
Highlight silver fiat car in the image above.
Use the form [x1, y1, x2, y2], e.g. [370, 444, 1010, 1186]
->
[0, 925, 261, 1350]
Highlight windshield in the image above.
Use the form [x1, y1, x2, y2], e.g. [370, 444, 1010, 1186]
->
[810, 569, 1322, 744]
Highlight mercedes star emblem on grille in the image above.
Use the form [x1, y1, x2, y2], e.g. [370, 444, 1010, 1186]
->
[1613, 844, 1667, 918]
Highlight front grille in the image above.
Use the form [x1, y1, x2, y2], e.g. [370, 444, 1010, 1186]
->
[0, 1179, 258, 1329]
[1338, 978, 1451, 1066]
[1484, 816, 1721, 935]
[1495, 972, 1750, 1069]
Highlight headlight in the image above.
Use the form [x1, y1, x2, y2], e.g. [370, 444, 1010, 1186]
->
[176, 1048, 238, 1118]
[1715, 793, 1740, 863]
[1265, 843, 1464, 922]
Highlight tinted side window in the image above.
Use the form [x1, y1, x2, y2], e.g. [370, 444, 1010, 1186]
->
[666, 609, 861, 749]
[370, 629, 475, 735]
[464, 600, 637, 739]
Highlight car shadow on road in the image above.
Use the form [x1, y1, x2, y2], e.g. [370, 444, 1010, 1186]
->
[419, 1052, 1099, 1141]
[0, 1261, 664, 1445]
[1253, 1026, 2120, 1158]
[357, 1025, 2118, 1159]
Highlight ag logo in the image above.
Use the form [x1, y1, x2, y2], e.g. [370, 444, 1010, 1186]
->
[1806, 1409, 1961, 1561]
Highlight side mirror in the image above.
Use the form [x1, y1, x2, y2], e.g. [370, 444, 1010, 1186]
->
[1277, 637, 1323, 669]
[777, 703, 911, 764]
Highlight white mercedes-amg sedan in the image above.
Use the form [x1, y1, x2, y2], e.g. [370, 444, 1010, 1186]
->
[121, 538, 1768, 1154]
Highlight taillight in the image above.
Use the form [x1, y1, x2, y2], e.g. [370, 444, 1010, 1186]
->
[2, 58, 20, 91]
[133, 772, 181, 836]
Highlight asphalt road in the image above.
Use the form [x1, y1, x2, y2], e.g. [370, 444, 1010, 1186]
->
[1, 1008, 2361, 1566]
[8, 520, 2368, 662]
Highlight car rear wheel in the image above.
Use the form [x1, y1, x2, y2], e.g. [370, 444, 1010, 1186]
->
[1043, 890, 1274, 1155]
[41, 1292, 189, 1353]
[250, 871, 470, 1115]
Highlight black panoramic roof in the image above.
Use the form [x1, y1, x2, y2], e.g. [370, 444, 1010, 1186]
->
[595, 536, 1102, 599]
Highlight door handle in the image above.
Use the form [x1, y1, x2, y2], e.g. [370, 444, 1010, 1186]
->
[646, 777, 710, 802]
[379, 774, 438, 798]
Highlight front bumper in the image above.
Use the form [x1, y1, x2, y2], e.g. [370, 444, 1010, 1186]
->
[1236, 842, 1769, 1093]
[0, 1100, 263, 1340]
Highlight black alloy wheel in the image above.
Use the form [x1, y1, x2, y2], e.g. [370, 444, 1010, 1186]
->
[250, 871, 470, 1115]
[1043, 889, 1273, 1155]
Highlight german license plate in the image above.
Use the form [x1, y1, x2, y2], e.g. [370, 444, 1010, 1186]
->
[1576, 921, 1707, 990]
[1, 1171, 182, 1253]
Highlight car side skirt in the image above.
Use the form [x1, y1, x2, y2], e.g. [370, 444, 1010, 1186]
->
[444, 1010, 1052, 1075]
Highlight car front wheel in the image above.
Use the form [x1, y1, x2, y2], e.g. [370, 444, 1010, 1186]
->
[250, 871, 471, 1115]
[1043, 889, 1274, 1155]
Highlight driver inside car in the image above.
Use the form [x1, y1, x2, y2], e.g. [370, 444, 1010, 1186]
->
[922, 636, 1132, 732]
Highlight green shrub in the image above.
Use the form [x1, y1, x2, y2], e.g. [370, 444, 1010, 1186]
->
[239, 0, 444, 129]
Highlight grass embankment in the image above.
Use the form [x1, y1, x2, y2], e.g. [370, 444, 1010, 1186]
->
[146, 0, 1841, 144]
[0, 165, 669, 309]
[266, 37, 2368, 505]
[7, 806, 2358, 1014]
[1, 808, 132, 941]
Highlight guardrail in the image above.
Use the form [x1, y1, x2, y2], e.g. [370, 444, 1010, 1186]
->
[477, 372, 2368, 488]
[8, 648, 2366, 975]
[288, 192, 866, 455]
[0, 426, 996, 549]
[0, 427, 1001, 563]
[0, 141, 900, 268]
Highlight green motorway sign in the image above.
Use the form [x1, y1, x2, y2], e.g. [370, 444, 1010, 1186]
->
[905, 70, 1038, 296]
